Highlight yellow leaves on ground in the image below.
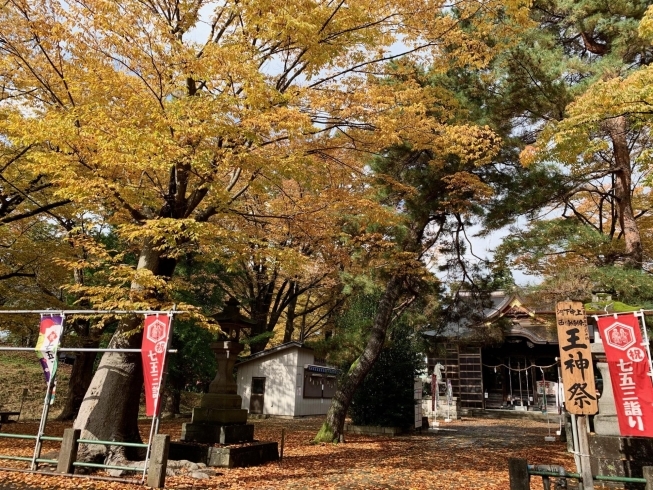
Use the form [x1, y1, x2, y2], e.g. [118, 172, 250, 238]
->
[0, 416, 575, 490]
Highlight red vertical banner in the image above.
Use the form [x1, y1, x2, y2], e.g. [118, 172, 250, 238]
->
[141, 314, 171, 417]
[596, 313, 653, 437]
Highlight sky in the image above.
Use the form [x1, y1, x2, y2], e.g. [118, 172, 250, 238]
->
[466, 226, 541, 287]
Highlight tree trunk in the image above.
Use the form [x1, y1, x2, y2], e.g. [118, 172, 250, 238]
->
[604, 115, 642, 269]
[283, 283, 298, 343]
[57, 340, 99, 421]
[314, 274, 404, 443]
[73, 317, 146, 463]
[161, 388, 181, 418]
[73, 238, 167, 463]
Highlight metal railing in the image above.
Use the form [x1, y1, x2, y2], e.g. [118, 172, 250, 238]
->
[0, 308, 180, 486]
[529, 466, 647, 483]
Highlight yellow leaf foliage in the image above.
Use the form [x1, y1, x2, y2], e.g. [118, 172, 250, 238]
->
[0, 0, 526, 306]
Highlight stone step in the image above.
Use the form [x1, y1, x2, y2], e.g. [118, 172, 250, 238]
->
[168, 441, 279, 468]
[199, 394, 243, 410]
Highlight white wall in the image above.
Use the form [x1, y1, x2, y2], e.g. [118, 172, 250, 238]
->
[236, 348, 299, 416]
[236, 346, 333, 417]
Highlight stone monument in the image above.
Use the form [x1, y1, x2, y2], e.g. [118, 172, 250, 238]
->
[169, 299, 278, 467]
[591, 340, 620, 436]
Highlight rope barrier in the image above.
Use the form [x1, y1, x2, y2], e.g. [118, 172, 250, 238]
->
[481, 361, 559, 371]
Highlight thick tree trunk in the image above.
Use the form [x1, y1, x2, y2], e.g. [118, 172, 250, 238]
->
[314, 274, 404, 443]
[604, 116, 642, 268]
[73, 317, 146, 463]
[57, 340, 99, 421]
[73, 238, 166, 463]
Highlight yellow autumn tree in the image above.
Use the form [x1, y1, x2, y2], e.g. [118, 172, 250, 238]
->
[0, 0, 530, 461]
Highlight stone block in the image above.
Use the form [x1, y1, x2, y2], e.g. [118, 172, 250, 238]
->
[168, 441, 210, 464]
[181, 423, 216, 443]
[147, 434, 170, 489]
[181, 423, 255, 444]
[594, 361, 621, 437]
[343, 425, 403, 436]
[207, 442, 279, 468]
[191, 407, 248, 425]
[199, 394, 243, 410]
[56, 428, 80, 474]
[643, 466, 653, 490]
[169, 439, 278, 469]
[220, 424, 255, 443]
[588, 434, 653, 488]
[589, 434, 653, 461]
[595, 415, 622, 437]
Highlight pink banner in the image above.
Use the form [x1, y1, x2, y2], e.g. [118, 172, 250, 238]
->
[596, 313, 653, 437]
[141, 314, 171, 417]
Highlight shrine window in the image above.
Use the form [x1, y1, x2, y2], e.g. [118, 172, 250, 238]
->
[303, 364, 339, 399]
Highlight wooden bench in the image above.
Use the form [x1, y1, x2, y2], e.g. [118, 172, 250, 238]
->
[0, 411, 20, 423]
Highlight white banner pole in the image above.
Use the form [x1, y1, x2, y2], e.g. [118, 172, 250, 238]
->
[637, 310, 653, 382]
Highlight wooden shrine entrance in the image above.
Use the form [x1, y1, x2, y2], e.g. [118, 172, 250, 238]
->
[429, 340, 559, 410]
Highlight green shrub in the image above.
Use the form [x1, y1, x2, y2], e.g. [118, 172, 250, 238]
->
[349, 325, 423, 429]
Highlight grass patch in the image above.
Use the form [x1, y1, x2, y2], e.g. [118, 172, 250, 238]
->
[0, 350, 71, 420]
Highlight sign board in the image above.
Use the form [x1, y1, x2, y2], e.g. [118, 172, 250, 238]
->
[555, 301, 598, 415]
[596, 313, 653, 437]
[141, 314, 171, 416]
[414, 403, 423, 429]
[536, 380, 557, 396]
[414, 379, 423, 400]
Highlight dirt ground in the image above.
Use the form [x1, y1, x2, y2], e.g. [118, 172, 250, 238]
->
[0, 415, 579, 489]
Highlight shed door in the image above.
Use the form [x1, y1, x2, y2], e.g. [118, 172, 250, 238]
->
[249, 377, 266, 414]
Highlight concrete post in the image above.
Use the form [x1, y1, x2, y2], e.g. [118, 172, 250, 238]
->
[591, 342, 620, 436]
[147, 434, 170, 489]
[644, 466, 653, 490]
[508, 458, 530, 490]
[56, 428, 80, 474]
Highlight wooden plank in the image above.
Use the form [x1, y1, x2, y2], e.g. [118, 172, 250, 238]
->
[555, 301, 598, 415]
[576, 416, 594, 489]
[508, 458, 530, 490]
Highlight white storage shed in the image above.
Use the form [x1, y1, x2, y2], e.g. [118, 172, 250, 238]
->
[236, 342, 338, 417]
